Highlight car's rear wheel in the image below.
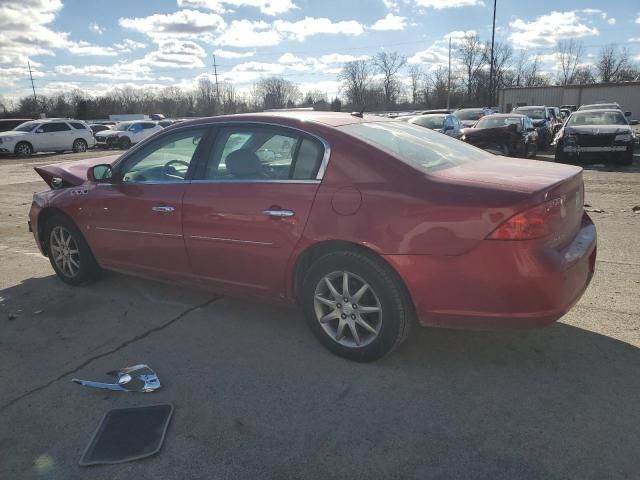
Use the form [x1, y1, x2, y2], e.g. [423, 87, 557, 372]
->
[15, 142, 33, 157]
[118, 137, 131, 150]
[301, 250, 412, 362]
[616, 150, 633, 166]
[72, 139, 88, 153]
[45, 215, 99, 286]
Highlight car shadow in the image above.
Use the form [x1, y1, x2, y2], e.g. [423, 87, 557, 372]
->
[1, 273, 638, 479]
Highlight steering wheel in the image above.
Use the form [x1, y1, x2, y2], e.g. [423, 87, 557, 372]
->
[162, 159, 190, 178]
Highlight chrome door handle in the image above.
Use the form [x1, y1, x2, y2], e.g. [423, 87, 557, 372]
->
[263, 209, 294, 218]
[151, 206, 175, 213]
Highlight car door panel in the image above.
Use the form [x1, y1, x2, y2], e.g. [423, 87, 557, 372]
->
[182, 183, 319, 295]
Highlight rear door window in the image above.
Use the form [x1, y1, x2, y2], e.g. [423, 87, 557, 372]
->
[41, 122, 71, 133]
[69, 122, 87, 130]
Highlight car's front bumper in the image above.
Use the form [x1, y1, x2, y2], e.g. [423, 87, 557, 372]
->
[383, 213, 597, 329]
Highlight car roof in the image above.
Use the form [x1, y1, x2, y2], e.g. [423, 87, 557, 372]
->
[485, 113, 527, 118]
[571, 108, 623, 114]
[175, 111, 394, 129]
[514, 106, 545, 109]
[455, 108, 484, 111]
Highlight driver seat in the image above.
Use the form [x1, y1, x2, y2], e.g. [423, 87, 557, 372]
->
[225, 149, 267, 179]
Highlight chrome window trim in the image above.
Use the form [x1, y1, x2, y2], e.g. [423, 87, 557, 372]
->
[190, 179, 320, 185]
[113, 120, 332, 182]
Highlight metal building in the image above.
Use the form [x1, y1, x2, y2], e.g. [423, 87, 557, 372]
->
[498, 82, 640, 119]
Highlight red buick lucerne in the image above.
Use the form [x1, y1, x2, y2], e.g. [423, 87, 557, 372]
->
[28, 112, 596, 361]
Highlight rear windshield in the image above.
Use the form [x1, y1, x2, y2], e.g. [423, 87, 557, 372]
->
[454, 110, 483, 121]
[13, 122, 40, 132]
[514, 108, 545, 119]
[339, 121, 488, 172]
[412, 115, 445, 129]
[567, 111, 627, 126]
[475, 116, 521, 128]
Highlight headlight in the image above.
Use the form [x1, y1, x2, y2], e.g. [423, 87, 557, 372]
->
[1, 136, 13, 142]
[460, 134, 466, 141]
[614, 133, 632, 142]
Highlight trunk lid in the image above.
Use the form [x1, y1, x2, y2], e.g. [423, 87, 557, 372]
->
[34, 155, 120, 189]
[430, 157, 585, 246]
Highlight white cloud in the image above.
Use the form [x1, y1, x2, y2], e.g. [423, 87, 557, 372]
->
[413, 0, 485, 9]
[213, 48, 255, 58]
[636, 14, 640, 24]
[370, 13, 407, 31]
[67, 41, 118, 56]
[628, 37, 640, 43]
[607, 18, 616, 25]
[214, 20, 281, 47]
[444, 29, 478, 46]
[407, 46, 448, 65]
[274, 17, 365, 42]
[509, 11, 599, 48]
[119, 10, 226, 43]
[115, 39, 147, 52]
[88, 22, 105, 35]
[319, 53, 369, 64]
[177, 0, 297, 16]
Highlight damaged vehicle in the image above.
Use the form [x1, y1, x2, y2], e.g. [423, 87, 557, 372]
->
[512, 106, 557, 147]
[459, 114, 538, 158]
[401, 113, 463, 138]
[453, 107, 493, 128]
[95, 121, 163, 150]
[554, 109, 637, 165]
[29, 112, 596, 361]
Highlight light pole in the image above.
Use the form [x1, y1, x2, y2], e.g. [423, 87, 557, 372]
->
[488, 0, 497, 107]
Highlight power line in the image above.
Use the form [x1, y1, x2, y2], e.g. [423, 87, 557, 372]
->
[28, 61, 38, 106]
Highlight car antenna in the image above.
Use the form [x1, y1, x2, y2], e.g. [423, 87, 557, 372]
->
[351, 106, 366, 118]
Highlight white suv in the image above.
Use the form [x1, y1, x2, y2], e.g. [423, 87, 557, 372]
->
[95, 121, 163, 149]
[0, 119, 95, 157]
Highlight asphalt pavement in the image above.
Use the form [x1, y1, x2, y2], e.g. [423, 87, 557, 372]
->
[0, 149, 639, 479]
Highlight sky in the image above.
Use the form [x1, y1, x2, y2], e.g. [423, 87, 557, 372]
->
[1, 0, 639, 101]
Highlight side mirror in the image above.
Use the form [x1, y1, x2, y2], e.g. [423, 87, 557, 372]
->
[88, 164, 114, 183]
[630, 120, 639, 125]
[624, 111, 631, 117]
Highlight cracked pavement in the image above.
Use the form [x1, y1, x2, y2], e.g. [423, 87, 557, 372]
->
[0, 149, 639, 479]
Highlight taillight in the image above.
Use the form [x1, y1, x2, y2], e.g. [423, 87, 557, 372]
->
[487, 197, 566, 240]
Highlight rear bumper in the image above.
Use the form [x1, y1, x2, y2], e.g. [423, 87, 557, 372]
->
[383, 214, 597, 329]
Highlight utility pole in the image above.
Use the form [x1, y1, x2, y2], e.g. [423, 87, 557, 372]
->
[488, 0, 497, 107]
[212, 53, 221, 109]
[28, 61, 38, 109]
[446, 37, 451, 110]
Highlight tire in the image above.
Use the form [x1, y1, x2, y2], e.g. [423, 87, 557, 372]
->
[301, 250, 413, 362]
[118, 137, 131, 150]
[617, 151, 633, 166]
[14, 142, 33, 157]
[529, 142, 537, 159]
[45, 215, 99, 286]
[72, 138, 88, 153]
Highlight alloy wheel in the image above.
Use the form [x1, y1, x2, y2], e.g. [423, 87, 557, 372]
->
[50, 226, 81, 278]
[74, 140, 87, 152]
[313, 271, 382, 348]
[16, 143, 32, 157]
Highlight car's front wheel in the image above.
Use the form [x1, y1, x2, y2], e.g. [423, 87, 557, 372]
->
[118, 137, 132, 150]
[301, 250, 413, 362]
[45, 215, 99, 286]
[14, 142, 33, 157]
[72, 139, 88, 153]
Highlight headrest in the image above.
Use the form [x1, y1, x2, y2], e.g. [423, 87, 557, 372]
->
[225, 149, 263, 178]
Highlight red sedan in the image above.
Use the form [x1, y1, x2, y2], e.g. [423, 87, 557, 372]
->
[29, 112, 596, 361]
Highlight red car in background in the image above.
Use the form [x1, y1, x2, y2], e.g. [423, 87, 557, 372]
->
[29, 112, 596, 361]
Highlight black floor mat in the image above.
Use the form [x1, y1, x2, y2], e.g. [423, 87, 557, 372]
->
[79, 404, 173, 466]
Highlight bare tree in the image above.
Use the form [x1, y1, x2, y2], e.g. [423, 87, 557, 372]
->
[373, 51, 407, 108]
[596, 44, 631, 83]
[484, 41, 512, 103]
[556, 39, 584, 85]
[254, 76, 301, 110]
[338, 59, 372, 108]
[573, 66, 596, 85]
[457, 33, 485, 102]
[407, 65, 423, 106]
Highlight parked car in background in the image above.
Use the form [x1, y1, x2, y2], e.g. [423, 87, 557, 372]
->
[94, 121, 163, 149]
[0, 118, 34, 133]
[512, 106, 557, 147]
[460, 114, 538, 158]
[453, 108, 493, 128]
[0, 119, 95, 157]
[89, 124, 111, 135]
[29, 112, 596, 361]
[417, 109, 452, 115]
[578, 103, 621, 111]
[561, 105, 577, 112]
[554, 109, 636, 165]
[402, 113, 463, 138]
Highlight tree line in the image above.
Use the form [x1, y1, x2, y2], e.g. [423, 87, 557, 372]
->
[0, 38, 637, 119]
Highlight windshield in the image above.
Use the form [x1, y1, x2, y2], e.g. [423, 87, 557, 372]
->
[412, 115, 445, 129]
[113, 122, 133, 131]
[567, 111, 628, 126]
[13, 122, 40, 132]
[454, 110, 483, 121]
[475, 116, 521, 129]
[579, 104, 618, 111]
[515, 108, 545, 120]
[339, 121, 488, 172]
